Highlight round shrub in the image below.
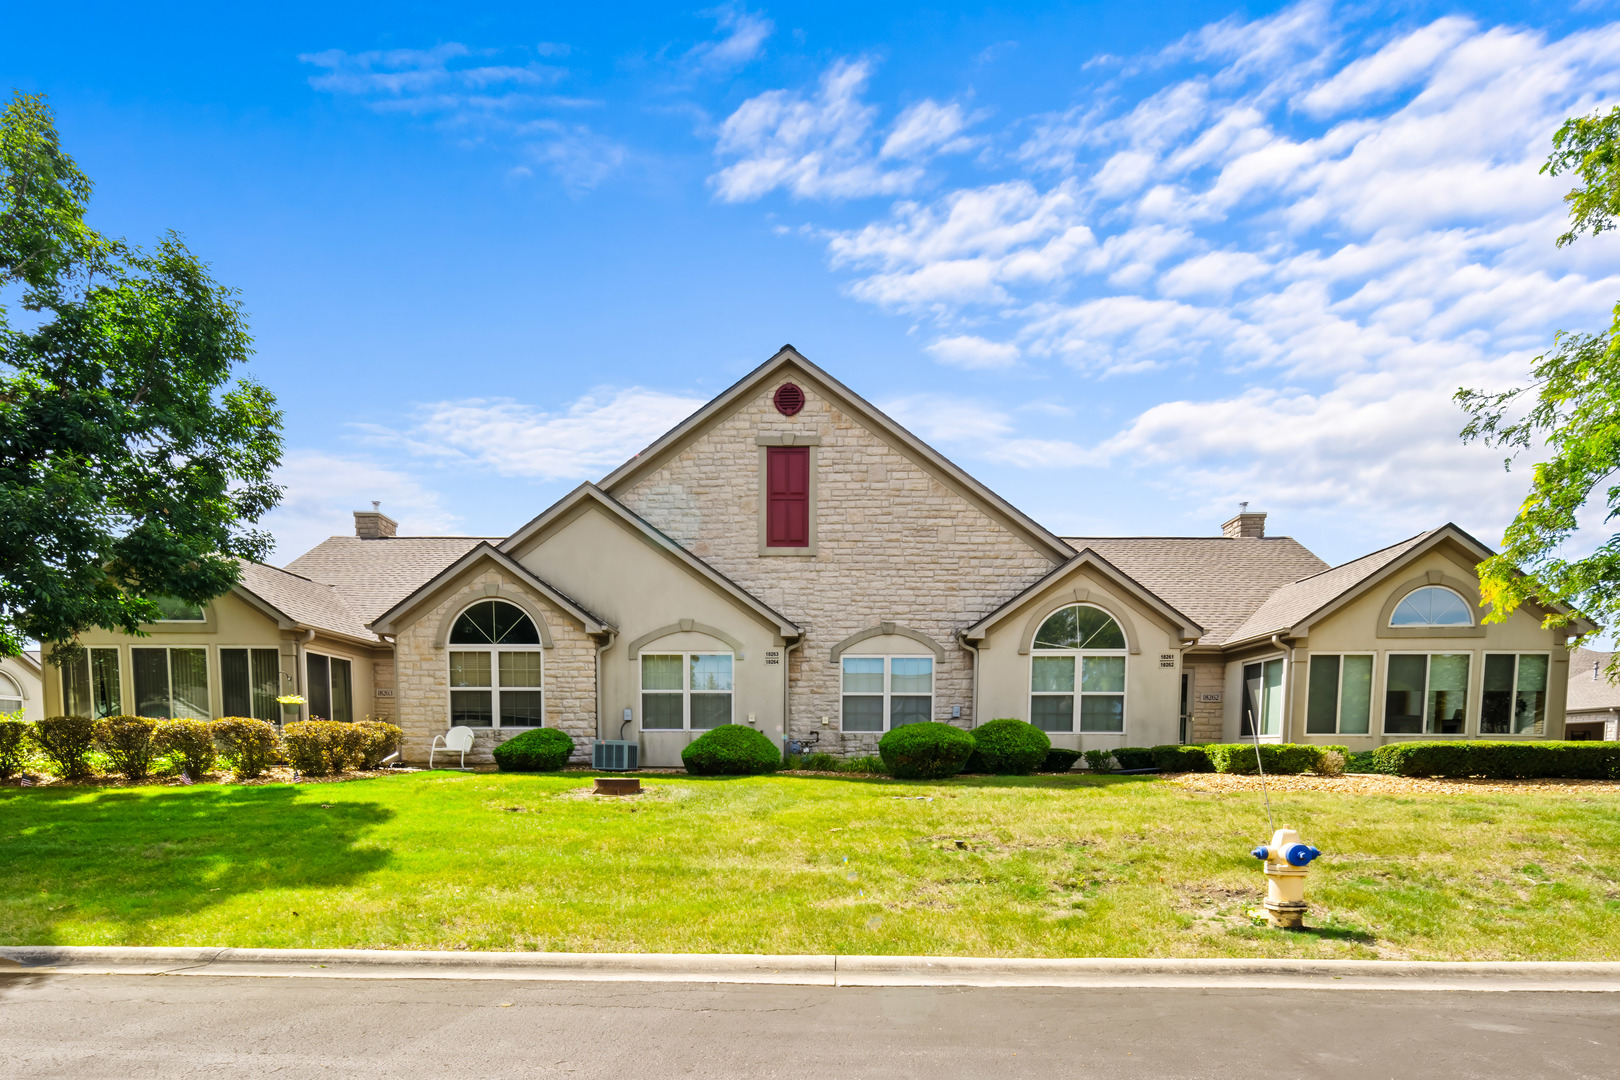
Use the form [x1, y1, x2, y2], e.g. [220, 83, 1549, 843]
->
[493, 727, 574, 772]
[878, 721, 975, 780]
[353, 720, 403, 770]
[32, 716, 97, 779]
[95, 716, 160, 781]
[1041, 747, 1083, 773]
[968, 718, 1050, 775]
[212, 717, 280, 780]
[681, 724, 781, 776]
[281, 720, 349, 776]
[0, 720, 33, 779]
[154, 719, 217, 781]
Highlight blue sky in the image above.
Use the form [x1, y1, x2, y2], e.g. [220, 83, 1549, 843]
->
[7, 0, 1620, 569]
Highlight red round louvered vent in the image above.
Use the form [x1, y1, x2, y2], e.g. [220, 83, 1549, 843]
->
[774, 383, 805, 416]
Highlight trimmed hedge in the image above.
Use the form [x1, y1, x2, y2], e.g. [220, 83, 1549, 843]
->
[0, 720, 30, 779]
[1041, 747, 1083, 773]
[33, 716, 96, 779]
[879, 722, 975, 779]
[1111, 747, 1157, 771]
[681, 724, 781, 776]
[967, 718, 1050, 775]
[281, 720, 352, 776]
[1082, 749, 1113, 773]
[353, 720, 403, 770]
[493, 727, 574, 772]
[212, 718, 280, 780]
[1150, 744, 1213, 773]
[155, 719, 217, 780]
[95, 716, 160, 781]
[1372, 740, 1620, 780]
[1203, 743, 1348, 775]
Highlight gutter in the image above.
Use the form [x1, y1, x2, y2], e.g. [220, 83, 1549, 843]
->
[782, 636, 802, 753]
[957, 631, 980, 729]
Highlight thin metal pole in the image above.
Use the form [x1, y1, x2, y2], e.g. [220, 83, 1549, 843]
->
[1247, 707, 1275, 835]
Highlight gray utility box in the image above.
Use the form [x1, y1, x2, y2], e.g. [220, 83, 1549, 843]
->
[593, 740, 639, 771]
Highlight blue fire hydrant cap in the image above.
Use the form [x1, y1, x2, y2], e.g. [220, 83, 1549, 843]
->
[1283, 843, 1320, 867]
[1251, 845, 1269, 861]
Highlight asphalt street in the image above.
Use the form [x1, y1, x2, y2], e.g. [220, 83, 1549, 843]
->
[2, 974, 1616, 1079]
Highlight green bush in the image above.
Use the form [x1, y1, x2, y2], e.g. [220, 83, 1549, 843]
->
[32, 716, 97, 779]
[1150, 744, 1213, 773]
[493, 727, 574, 772]
[1345, 749, 1385, 773]
[1111, 746, 1157, 771]
[1041, 747, 1083, 772]
[281, 720, 352, 776]
[967, 718, 1050, 775]
[212, 717, 280, 780]
[0, 720, 33, 779]
[154, 719, 217, 781]
[800, 752, 840, 772]
[681, 725, 781, 776]
[1082, 749, 1113, 772]
[840, 753, 889, 775]
[1371, 741, 1620, 780]
[353, 719, 403, 770]
[877, 722, 975, 780]
[1204, 743, 1326, 775]
[94, 716, 160, 781]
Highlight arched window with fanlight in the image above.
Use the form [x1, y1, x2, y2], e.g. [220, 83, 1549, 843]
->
[1389, 586, 1474, 628]
[447, 600, 544, 728]
[1029, 604, 1127, 733]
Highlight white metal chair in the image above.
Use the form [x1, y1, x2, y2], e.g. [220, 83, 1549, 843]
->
[430, 726, 476, 769]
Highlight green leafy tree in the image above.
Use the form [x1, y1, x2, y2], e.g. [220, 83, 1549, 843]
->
[1456, 106, 1620, 636]
[0, 91, 283, 658]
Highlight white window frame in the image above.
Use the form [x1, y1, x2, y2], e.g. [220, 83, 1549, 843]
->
[1480, 651, 1551, 738]
[60, 646, 123, 719]
[1383, 650, 1473, 737]
[219, 647, 282, 722]
[445, 600, 546, 730]
[0, 671, 23, 715]
[1027, 603, 1129, 735]
[1388, 585, 1474, 628]
[839, 654, 935, 732]
[306, 651, 357, 725]
[639, 652, 734, 731]
[130, 645, 211, 721]
[1240, 655, 1288, 740]
[1303, 652, 1376, 736]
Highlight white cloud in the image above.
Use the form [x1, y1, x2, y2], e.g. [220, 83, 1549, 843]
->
[1297, 16, 1475, 116]
[687, 5, 773, 71]
[263, 452, 462, 562]
[369, 387, 708, 480]
[881, 100, 977, 159]
[925, 335, 1021, 370]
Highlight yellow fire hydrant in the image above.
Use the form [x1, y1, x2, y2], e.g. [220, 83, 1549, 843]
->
[1250, 827, 1321, 928]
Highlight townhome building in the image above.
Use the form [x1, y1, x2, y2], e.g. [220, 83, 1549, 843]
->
[40, 346, 1596, 764]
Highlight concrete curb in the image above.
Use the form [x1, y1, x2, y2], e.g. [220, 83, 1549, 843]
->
[4, 947, 1620, 990]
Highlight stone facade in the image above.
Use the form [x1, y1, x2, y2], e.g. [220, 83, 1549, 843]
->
[1187, 661, 1225, 743]
[615, 380, 1060, 752]
[393, 567, 598, 766]
[370, 656, 396, 724]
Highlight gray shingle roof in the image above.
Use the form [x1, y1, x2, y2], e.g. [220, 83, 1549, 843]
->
[237, 561, 374, 642]
[1567, 647, 1620, 714]
[1061, 536, 1330, 646]
[1221, 530, 1436, 645]
[284, 536, 493, 628]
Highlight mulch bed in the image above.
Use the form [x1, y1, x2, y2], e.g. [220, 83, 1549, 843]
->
[1169, 772, 1620, 796]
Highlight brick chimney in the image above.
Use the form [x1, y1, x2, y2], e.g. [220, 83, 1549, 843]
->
[1222, 502, 1266, 539]
[353, 501, 397, 539]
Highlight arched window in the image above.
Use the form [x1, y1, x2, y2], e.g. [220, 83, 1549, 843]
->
[0, 672, 22, 716]
[1030, 604, 1126, 734]
[448, 600, 543, 728]
[1389, 586, 1473, 628]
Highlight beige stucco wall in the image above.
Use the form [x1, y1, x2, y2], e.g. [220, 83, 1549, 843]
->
[508, 501, 790, 767]
[975, 566, 1189, 750]
[391, 563, 598, 766]
[612, 373, 1060, 753]
[1217, 548, 1573, 746]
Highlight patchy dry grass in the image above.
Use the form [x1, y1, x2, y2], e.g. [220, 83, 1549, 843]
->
[2, 771, 1617, 959]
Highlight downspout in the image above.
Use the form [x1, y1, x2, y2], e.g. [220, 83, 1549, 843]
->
[594, 633, 610, 765]
[957, 631, 980, 729]
[295, 628, 315, 722]
[1271, 633, 1290, 742]
[782, 635, 802, 755]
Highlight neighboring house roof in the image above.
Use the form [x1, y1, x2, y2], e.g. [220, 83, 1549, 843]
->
[369, 542, 615, 639]
[285, 536, 492, 627]
[598, 345, 1077, 566]
[501, 484, 802, 638]
[1566, 647, 1620, 714]
[236, 561, 377, 644]
[963, 548, 1205, 646]
[1059, 535, 1329, 646]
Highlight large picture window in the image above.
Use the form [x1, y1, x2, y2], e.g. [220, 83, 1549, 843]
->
[841, 656, 933, 731]
[1241, 658, 1285, 737]
[448, 600, 543, 729]
[1481, 653, 1549, 735]
[222, 648, 280, 721]
[1385, 653, 1469, 735]
[62, 647, 122, 719]
[132, 647, 209, 720]
[305, 652, 354, 724]
[1305, 654, 1373, 735]
[641, 653, 733, 730]
[1029, 604, 1126, 733]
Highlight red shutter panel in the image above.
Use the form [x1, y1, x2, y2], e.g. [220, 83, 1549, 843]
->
[765, 446, 810, 547]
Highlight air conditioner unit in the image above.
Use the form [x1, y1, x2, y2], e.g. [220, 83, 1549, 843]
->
[593, 740, 639, 771]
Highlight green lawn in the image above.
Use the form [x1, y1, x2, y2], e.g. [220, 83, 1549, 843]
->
[3, 771, 1618, 959]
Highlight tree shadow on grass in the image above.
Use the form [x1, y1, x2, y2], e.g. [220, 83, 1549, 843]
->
[0, 785, 393, 945]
